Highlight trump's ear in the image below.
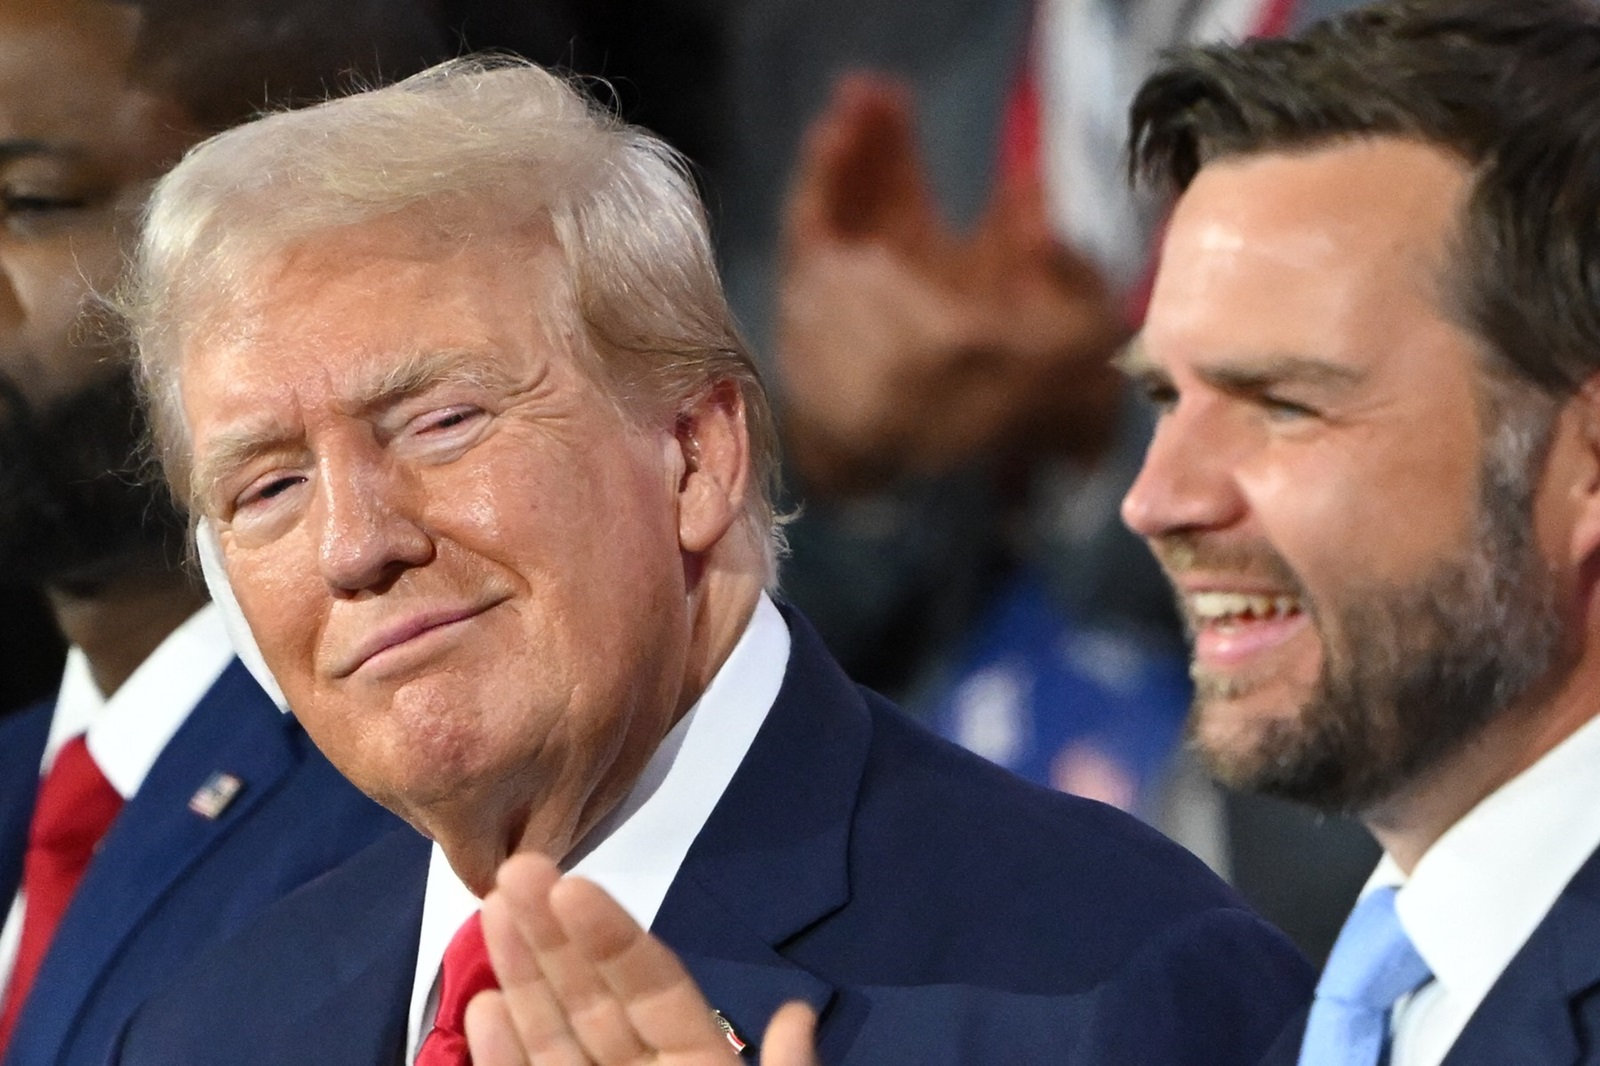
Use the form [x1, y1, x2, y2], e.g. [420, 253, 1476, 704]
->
[674, 379, 751, 555]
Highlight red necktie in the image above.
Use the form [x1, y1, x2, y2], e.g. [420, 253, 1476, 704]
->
[0, 736, 124, 1051]
[416, 912, 498, 1066]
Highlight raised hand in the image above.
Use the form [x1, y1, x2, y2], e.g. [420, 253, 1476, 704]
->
[777, 73, 1127, 495]
[464, 853, 820, 1066]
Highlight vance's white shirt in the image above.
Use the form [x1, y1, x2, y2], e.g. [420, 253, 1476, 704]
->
[404, 594, 792, 1062]
[1367, 709, 1600, 1066]
[0, 604, 234, 1006]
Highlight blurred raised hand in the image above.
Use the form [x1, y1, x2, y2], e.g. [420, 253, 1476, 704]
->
[465, 853, 820, 1066]
[778, 73, 1128, 496]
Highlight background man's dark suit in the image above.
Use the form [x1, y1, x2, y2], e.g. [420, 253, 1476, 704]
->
[0, 661, 401, 1066]
[115, 612, 1312, 1065]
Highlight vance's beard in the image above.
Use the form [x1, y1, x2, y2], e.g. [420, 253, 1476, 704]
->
[1166, 435, 1568, 816]
[0, 369, 187, 589]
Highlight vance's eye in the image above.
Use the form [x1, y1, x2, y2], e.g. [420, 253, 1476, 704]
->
[1142, 380, 1179, 413]
[1261, 395, 1319, 421]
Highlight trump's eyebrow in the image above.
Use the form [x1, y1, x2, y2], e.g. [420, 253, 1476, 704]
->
[338, 346, 514, 417]
[191, 418, 304, 512]
[190, 347, 512, 506]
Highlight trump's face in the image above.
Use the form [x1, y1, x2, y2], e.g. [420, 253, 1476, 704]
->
[181, 215, 701, 891]
[1121, 138, 1570, 814]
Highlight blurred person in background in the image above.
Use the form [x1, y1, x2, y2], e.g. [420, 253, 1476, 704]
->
[0, 3, 445, 1064]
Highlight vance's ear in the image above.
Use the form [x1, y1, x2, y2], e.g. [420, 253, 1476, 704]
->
[675, 379, 752, 555]
[1563, 377, 1600, 567]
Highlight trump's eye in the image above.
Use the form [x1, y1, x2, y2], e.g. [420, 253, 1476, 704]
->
[235, 473, 306, 513]
[417, 406, 482, 433]
[395, 404, 490, 459]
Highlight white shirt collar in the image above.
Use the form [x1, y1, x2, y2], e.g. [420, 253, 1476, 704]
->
[43, 602, 236, 798]
[404, 593, 791, 1062]
[1368, 709, 1600, 1065]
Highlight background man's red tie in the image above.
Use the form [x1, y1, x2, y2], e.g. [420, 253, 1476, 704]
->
[416, 912, 498, 1066]
[0, 735, 123, 1051]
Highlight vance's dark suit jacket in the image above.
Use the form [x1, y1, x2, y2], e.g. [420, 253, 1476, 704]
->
[116, 611, 1313, 1065]
[0, 659, 402, 1066]
[1261, 840, 1600, 1066]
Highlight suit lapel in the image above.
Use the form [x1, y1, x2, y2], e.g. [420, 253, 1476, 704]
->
[661, 876, 836, 1047]
[0, 702, 50, 905]
[652, 607, 871, 1056]
[16, 662, 296, 1056]
[1442, 844, 1600, 1066]
[274, 829, 430, 1066]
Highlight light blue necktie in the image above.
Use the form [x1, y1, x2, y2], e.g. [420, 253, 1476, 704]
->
[1297, 886, 1434, 1066]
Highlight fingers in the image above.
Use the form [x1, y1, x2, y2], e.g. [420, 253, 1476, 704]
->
[493, 855, 654, 1065]
[761, 1003, 820, 1066]
[476, 858, 595, 1066]
[478, 853, 737, 1066]
[464, 991, 531, 1066]
[546, 876, 731, 1056]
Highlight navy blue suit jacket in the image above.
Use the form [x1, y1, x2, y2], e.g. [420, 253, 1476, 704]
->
[1262, 841, 1600, 1066]
[117, 611, 1313, 1064]
[0, 659, 402, 1066]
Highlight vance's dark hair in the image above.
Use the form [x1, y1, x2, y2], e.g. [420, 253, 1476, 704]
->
[1130, 0, 1600, 396]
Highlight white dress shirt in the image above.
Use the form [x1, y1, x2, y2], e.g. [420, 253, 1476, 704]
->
[0, 604, 235, 1006]
[1364, 710, 1600, 1066]
[404, 594, 792, 1062]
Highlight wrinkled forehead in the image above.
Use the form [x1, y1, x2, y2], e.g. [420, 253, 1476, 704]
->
[175, 208, 575, 387]
[171, 211, 586, 466]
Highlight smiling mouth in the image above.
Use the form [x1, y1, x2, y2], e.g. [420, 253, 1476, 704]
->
[1183, 589, 1312, 671]
[1187, 591, 1305, 631]
[334, 601, 502, 679]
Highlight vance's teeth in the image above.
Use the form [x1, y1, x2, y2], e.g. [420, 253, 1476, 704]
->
[1189, 592, 1303, 624]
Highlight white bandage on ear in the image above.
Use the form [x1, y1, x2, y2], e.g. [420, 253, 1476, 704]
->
[197, 518, 291, 712]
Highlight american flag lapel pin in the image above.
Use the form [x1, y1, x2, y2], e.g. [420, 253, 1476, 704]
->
[188, 772, 244, 819]
[712, 1010, 747, 1054]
